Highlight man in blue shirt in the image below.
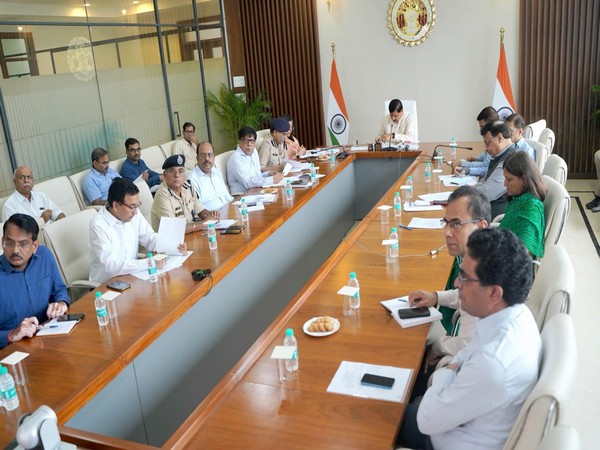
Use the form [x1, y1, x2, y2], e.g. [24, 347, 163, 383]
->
[119, 137, 163, 191]
[83, 147, 121, 205]
[0, 214, 70, 348]
[506, 113, 536, 161]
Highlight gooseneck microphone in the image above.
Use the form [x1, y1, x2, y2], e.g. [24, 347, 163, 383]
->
[431, 144, 474, 160]
[382, 122, 397, 151]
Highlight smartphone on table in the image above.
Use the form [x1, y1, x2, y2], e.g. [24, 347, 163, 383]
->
[360, 373, 395, 389]
[57, 313, 85, 322]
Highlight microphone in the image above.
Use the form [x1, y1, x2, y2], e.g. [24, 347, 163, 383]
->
[382, 123, 396, 151]
[191, 268, 212, 281]
[432, 144, 473, 161]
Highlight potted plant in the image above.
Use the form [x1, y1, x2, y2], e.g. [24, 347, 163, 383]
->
[206, 84, 272, 148]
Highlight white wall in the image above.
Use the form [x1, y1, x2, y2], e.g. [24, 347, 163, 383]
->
[317, 0, 519, 143]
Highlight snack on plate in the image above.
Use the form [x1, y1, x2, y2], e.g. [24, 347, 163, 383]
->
[316, 155, 329, 161]
[308, 316, 335, 333]
[262, 187, 278, 194]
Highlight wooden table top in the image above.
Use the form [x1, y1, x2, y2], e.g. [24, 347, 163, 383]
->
[0, 143, 483, 449]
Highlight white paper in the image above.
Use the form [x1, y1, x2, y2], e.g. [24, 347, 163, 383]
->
[403, 203, 444, 212]
[407, 217, 444, 229]
[337, 286, 359, 297]
[351, 145, 369, 151]
[157, 217, 186, 255]
[102, 291, 120, 301]
[419, 192, 453, 202]
[131, 251, 193, 280]
[326, 361, 411, 403]
[440, 175, 478, 187]
[282, 162, 293, 176]
[233, 194, 276, 205]
[1, 351, 29, 365]
[271, 345, 297, 359]
[247, 203, 265, 212]
[202, 219, 237, 230]
[377, 205, 392, 211]
[286, 159, 312, 171]
[380, 297, 443, 328]
[381, 239, 398, 246]
[36, 318, 78, 336]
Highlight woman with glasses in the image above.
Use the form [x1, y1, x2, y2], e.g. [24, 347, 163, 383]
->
[499, 151, 546, 259]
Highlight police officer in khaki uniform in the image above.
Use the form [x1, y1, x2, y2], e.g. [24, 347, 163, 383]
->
[151, 154, 218, 233]
[258, 117, 292, 173]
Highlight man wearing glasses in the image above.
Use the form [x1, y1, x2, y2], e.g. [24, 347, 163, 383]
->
[0, 214, 70, 348]
[2, 166, 65, 227]
[227, 126, 284, 194]
[399, 228, 540, 450]
[83, 147, 121, 206]
[408, 186, 490, 371]
[175, 122, 199, 171]
[506, 113, 536, 161]
[119, 137, 163, 191]
[187, 141, 233, 211]
[89, 178, 185, 284]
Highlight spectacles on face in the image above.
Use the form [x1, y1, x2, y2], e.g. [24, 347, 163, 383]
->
[128, 147, 142, 153]
[16, 175, 33, 181]
[96, 160, 110, 166]
[183, 129, 194, 134]
[118, 201, 142, 211]
[440, 218, 482, 229]
[198, 153, 214, 160]
[456, 268, 480, 287]
[242, 137, 256, 144]
[2, 239, 33, 250]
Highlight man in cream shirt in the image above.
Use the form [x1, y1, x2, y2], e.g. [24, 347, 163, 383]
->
[376, 99, 416, 145]
[187, 141, 233, 211]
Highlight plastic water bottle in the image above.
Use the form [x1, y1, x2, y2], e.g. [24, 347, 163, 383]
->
[285, 179, 293, 201]
[207, 223, 217, 250]
[406, 176, 413, 200]
[348, 272, 360, 313]
[147, 253, 158, 283]
[450, 137, 457, 161]
[388, 227, 399, 261]
[394, 191, 402, 219]
[0, 365, 19, 411]
[425, 161, 431, 183]
[240, 198, 249, 223]
[284, 328, 299, 376]
[95, 291, 109, 327]
[310, 163, 317, 182]
[329, 148, 336, 165]
[436, 148, 443, 170]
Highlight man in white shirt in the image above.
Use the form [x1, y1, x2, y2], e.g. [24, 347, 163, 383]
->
[398, 228, 541, 450]
[89, 178, 185, 284]
[187, 141, 233, 211]
[376, 99, 416, 144]
[227, 126, 284, 194]
[174, 122, 198, 171]
[2, 166, 65, 227]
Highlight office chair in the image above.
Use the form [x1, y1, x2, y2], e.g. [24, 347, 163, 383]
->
[542, 175, 571, 245]
[523, 119, 547, 141]
[542, 154, 567, 186]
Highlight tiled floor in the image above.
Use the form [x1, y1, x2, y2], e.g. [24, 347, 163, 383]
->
[561, 179, 599, 449]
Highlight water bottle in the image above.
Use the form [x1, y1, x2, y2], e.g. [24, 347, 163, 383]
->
[147, 252, 158, 283]
[348, 272, 360, 313]
[388, 227, 399, 261]
[436, 148, 443, 170]
[240, 198, 249, 222]
[310, 163, 317, 182]
[406, 176, 413, 200]
[329, 148, 336, 165]
[0, 365, 19, 411]
[425, 161, 431, 183]
[285, 179, 293, 201]
[450, 137, 457, 161]
[284, 328, 299, 376]
[207, 223, 217, 250]
[95, 291, 109, 327]
[393, 191, 402, 219]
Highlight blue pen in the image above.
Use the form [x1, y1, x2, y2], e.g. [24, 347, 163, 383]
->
[48, 325, 58, 328]
[398, 224, 413, 231]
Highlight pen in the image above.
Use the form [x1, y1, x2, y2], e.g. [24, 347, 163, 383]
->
[398, 224, 413, 231]
[48, 325, 58, 328]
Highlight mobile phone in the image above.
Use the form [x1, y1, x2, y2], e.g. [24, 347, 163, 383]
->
[57, 313, 85, 322]
[398, 307, 431, 320]
[221, 227, 242, 235]
[107, 280, 131, 292]
[360, 373, 395, 389]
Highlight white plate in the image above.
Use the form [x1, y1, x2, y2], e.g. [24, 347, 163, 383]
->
[303, 317, 340, 337]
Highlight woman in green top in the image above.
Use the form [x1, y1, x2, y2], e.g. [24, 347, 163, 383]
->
[500, 151, 547, 258]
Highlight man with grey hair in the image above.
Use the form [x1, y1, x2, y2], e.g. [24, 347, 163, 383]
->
[83, 147, 121, 205]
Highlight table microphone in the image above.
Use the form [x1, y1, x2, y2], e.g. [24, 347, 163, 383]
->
[432, 144, 473, 161]
[382, 124, 397, 151]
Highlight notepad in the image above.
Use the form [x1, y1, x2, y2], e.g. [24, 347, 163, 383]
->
[36, 318, 79, 336]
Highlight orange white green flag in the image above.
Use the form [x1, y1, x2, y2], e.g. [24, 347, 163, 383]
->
[327, 58, 349, 145]
[492, 32, 516, 119]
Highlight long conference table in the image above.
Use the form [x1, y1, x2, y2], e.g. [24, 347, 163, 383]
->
[0, 143, 481, 449]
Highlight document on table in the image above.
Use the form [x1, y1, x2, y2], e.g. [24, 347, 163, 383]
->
[36, 318, 79, 336]
[419, 191, 453, 202]
[156, 217, 186, 255]
[202, 219, 237, 230]
[131, 251, 193, 280]
[326, 360, 412, 403]
[285, 159, 312, 171]
[407, 217, 444, 229]
[233, 194, 277, 204]
[440, 175, 478, 187]
[403, 202, 444, 212]
[380, 296, 443, 328]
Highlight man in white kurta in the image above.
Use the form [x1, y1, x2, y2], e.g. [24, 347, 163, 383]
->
[187, 141, 233, 211]
[376, 99, 416, 144]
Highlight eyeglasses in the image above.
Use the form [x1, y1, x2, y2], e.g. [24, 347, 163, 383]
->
[96, 160, 110, 166]
[242, 138, 256, 144]
[16, 175, 33, 181]
[456, 269, 480, 287]
[198, 153, 214, 159]
[440, 218, 483, 229]
[119, 201, 142, 211]
[2, 239, 33, 250]
[127, 147, 142, 153]
[183, 129, 195, 134]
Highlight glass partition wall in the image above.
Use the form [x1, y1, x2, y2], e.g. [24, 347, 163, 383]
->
[0, 0, 228, 197]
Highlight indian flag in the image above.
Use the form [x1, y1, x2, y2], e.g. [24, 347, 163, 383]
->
[327, 58, 349, 145]
[492, 39, 516, 120]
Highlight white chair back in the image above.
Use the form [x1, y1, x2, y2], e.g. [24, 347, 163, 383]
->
[255, 129, 270, 152]
[538, 128, 555, 154]
[214, 150, 234, 187]
[503, 314, 577, 450]
[523, 119, 547, 140]
[542, 175, 571, 245]
[542, 154, 568, 186]
[384, 99, 419, 141]
[160, 140, 178, 157]
[40, 208, 100, 296]
[526, 139, 550, 172]
[537, 425, 580, 450]
[0, 221, 3, 255]
[0, 196, 9, 216]
[34, 176, 83, 216]
[142, 145, 167, 173]
[133, 178, 154, 226]
[527, 244, 574, 330]
[109, 157, 126, 173]
[68, 169, 90, 208]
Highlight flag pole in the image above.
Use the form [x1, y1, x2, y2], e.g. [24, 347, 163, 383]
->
[331, 42, 336, 59]
[499, 27, 505, 48]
